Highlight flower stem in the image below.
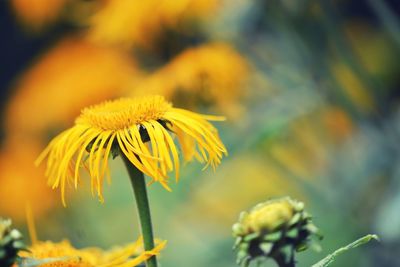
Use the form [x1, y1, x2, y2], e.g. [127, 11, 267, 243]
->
[121, 154, 158, 267]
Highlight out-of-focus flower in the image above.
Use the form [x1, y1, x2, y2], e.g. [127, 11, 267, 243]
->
[0, 219, 25, 267]
[36, 95, 227, 205]
[130, 43, 249, 117]
[322, 106, 354, 143]
[180, 154, 303, 228]
[345, 22, 400, 83]
[7, 206, 167, 267]
[87, 0, 218, 49]
[232, 197, 320, 267]
[331, 62, 375, 113]
[267, 116, 330, 180]
[267, 107, 354, 179]
[17, 237, 166, 267]
[10, 0, 68, 30]
[0, 141, 56, 222]
[5, 36, 140, 140]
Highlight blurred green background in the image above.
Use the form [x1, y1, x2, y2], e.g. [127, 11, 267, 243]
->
[1, 0, 400, 266]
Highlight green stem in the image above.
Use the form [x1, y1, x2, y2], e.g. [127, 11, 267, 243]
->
[121, 154, 158, 267]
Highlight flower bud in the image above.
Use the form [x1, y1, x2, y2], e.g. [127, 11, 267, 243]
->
[232, 197, 321, 267]
[0, 218, 26, 267]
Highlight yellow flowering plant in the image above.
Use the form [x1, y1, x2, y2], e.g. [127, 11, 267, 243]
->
[36, 95, 227, 267]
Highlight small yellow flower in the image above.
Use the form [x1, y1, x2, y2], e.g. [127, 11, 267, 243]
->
[18, 237, 166, 267]
[36, 95, 227, 205]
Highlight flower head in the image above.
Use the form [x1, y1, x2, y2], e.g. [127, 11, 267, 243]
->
[37, 95, 227, 205]
[87, 0, 218, 49]
[10, 0, 67, 30]
[232, 197, 321, 267]
[18, 237, 166, 267]
[5, 36, 139, 137]
[130, 43, 249, 118]
[0, 141, 56, 222]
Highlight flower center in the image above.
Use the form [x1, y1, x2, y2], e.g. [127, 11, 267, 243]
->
[76, 96, 172, 130]
[244, 200, 294, 233]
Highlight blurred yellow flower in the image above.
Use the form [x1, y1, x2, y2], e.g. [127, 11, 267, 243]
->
[130, 43, 249, 117]
[265, 112, 339, 181]
[18, 237, 166, 267]
[178, 154, 303, 228]
[36, 95, 227, 205]
[331, 62, 375, 113]
[5, 36, 140, 139]
[322, 106, 354, 142]
[88, 0, 218, 48]
[0, 141, 56, 223]
[345, 21, 399, 81]
[10, 0, 67, 30]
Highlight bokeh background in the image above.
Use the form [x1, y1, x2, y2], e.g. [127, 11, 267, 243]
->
[1, 0, 400, 266]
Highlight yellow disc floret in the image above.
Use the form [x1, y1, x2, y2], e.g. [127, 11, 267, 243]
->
[77, 96, 172, 131]
[242, 199, 295, 233]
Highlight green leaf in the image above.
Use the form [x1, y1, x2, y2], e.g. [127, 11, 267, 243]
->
[288, 213, 301, 225]
[233, 237, 242, 249]
[232, 223, 244, 236]
[263, 231, 282, 242]
[244, 232, 259, 242]
[312, 234, 379, 267]
[259, 242, 273, 254]
[286, 228, 299, 238]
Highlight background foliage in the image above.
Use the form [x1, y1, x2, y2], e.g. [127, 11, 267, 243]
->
[1, 1, 399, 266]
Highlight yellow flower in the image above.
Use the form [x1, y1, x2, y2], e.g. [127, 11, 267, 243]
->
[0, 140, 56, 222]
[331, 61, 374, 113]
[87, 0, 218, 49]
[322, 106, 353, 142]
[5, 36, 140, 138]
[15, 206, 166, 267]
[10, 0, 67, 30]
[18, 237, 166, 267]
[178, 153, 304, 228]
[130, 43, 249, 118]
[36, 95, 227, 205]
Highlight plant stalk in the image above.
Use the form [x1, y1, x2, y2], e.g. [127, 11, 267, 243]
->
[121, 154, 157, 267]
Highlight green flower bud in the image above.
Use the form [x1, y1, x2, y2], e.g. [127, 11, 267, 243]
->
[0, 218, 26, 267]
[232, 197, 321, 267]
